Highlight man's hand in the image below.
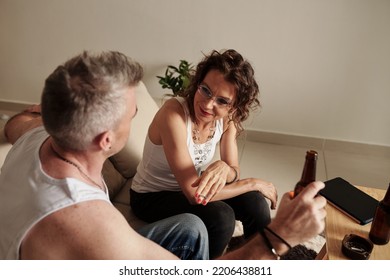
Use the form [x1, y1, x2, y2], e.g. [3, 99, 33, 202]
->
[268, 181, 327, 249]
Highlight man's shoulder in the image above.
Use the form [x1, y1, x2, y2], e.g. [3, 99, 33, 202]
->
[44, 199, 116, 229]
[21, 199, 126, 259]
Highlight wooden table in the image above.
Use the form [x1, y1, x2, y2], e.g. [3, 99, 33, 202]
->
[322, 186, 390, 260]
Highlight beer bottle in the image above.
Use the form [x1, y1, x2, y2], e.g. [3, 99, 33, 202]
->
[369, 183, 390, 245]
[294, 150, 318, 197]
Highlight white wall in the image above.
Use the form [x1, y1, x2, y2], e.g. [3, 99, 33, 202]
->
[1, 0, 389, 146]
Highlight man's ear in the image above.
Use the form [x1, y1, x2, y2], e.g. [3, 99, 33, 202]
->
[95, 131, 112, 152]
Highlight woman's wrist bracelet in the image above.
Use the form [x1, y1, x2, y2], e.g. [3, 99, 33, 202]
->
[264, 226, 292, 250]
[226, 166, 238, 184]
[259, 230, 282, 260]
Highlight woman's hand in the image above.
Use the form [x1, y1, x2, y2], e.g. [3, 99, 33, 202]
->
[248, 178, 278, 209]
[192, 160, 232, 204]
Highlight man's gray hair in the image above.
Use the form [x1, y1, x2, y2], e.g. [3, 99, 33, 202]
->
[41, 51, 143, 150]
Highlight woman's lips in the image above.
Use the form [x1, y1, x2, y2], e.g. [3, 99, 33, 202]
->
[199, 107, 213, 117]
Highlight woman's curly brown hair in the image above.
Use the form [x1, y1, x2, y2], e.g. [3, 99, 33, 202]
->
[183, 49, 261, 136]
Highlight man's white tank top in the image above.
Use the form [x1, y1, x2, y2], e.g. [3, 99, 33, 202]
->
[0, 127, 109, 259]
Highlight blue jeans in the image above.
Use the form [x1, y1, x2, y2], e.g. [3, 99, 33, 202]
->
[136, 213, 209, 260]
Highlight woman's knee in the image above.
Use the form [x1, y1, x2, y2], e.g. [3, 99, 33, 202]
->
[203, 202, 236, 232]
[229, 192, 271, 227]
[244, 191, 270, 212]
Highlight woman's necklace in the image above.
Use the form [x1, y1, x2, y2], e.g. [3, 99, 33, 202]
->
[192, 121, 216, 168]
[50, 144, 105, 193]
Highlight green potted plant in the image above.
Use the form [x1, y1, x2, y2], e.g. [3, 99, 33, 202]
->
[157, 60, 194, 96]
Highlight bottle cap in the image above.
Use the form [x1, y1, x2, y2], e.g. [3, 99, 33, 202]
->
[341, 234, 373, 260]
[306, 150, 318, 159]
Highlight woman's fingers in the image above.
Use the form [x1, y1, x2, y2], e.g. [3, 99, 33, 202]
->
[195, 174, 225, 205]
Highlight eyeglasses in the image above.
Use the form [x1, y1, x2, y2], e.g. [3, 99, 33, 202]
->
[197, 84, 232, 107]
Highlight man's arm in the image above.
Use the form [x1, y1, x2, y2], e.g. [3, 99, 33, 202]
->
[4, 105, 43, 144]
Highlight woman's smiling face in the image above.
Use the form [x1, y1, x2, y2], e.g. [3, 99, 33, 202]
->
[193, 69, 236, 124]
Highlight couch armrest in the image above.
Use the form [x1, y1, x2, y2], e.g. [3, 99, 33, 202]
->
[109, 81, 159, 178]
[0, 123, 12, 168]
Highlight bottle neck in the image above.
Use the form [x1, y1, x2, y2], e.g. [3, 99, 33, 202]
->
[300, 158, 316, 184]
[299, 151, 317, 184]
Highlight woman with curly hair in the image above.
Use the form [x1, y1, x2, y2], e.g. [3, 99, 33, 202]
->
[130, 49, 278, 259]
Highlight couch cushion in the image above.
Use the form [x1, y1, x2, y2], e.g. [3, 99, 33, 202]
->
[0, 140, 12, 169]
[102, 159, 126, 199]
[0, 125, 12, 168]
[113, 202, 147, 230]
[112, 179, 132, 205]
[109, 82, 159, 178]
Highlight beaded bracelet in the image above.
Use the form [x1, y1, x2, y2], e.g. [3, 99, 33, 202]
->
[226, 166, 238, 184]
[259, 230, 281, 260]
[264, 227, 292, 250]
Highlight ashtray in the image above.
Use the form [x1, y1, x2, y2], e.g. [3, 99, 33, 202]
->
[341, 234, 373, 260]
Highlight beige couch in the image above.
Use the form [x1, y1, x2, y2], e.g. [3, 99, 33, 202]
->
[0, 82, 155, 230]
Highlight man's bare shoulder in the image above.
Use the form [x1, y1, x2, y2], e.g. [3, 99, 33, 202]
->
[20, 200, 117, 259]
[20, 199, 177, 260]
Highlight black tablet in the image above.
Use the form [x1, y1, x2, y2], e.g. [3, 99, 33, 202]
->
[320, 177, 379, 225]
